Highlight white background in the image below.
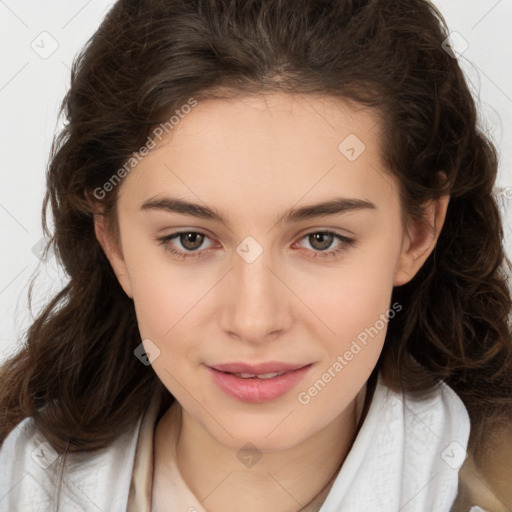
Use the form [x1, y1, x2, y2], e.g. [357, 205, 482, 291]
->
[1, 1, 511, 363]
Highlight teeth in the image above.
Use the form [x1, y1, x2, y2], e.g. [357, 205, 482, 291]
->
[256, 372, 283, 379]
[234, 371, 286, 379]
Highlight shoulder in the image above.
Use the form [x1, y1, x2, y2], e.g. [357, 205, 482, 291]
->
[400, 378, 471, 507]
[345, 373, 471, 511]
[406, 376, 470, 444]
[381, 377, 504, 512]
[375, 372, 471, 451]
[393, 376, 471, 504]
[0, 413, 143, 512]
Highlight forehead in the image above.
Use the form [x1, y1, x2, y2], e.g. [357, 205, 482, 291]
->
[162, 92, 381, 157]
[117, 92, 399, 221]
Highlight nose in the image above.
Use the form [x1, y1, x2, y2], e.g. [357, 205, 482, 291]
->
[220, 243, 292, 345]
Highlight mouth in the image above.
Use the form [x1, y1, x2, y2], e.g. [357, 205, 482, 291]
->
[206, 362, 313, 403]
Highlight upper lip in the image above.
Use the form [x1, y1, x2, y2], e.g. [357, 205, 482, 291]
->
[208, 362, 311, 374]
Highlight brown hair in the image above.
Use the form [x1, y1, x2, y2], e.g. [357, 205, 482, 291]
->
[1, 0, 511, 471]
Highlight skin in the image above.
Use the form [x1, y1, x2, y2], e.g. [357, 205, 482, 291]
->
[94, 92, 449, 512]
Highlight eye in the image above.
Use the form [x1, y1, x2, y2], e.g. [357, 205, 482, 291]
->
[294, 230, 356, 259]
[156, 229, 356, 261]
[157, 230, 214, 260]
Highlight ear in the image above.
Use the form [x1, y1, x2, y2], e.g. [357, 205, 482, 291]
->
[93, 212, 134, 299]
[393, 192, 450, 287]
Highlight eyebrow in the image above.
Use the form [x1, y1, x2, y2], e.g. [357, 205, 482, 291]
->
[140, 195, 376, 225]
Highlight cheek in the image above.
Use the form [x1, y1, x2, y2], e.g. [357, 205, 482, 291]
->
[121, 229, 210, 339]
[124, 246, 192, 343]
[129, 268, 205, 393]
[294, 241, 400, 346]
[295, 252, 400, 412]
[337, 264, 396, 337]
[130, 270, 203, 342]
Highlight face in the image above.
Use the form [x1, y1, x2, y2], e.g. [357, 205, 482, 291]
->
[96, 92, 446, 452]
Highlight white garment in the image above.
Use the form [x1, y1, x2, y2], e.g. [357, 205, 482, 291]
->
[0, 411, 141, 512]
[0, 372, 480, 512]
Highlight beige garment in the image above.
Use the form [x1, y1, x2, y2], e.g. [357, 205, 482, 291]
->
[452, 427, 512, 512]
[126, 388, 160, 512]
[126, 391, 218, 512]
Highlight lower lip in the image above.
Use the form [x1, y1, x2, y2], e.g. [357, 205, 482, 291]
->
[206, 364, 312, 403]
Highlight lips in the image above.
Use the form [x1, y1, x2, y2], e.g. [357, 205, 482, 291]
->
[209, 361, 308, 375]
[206, 362, 313, 403]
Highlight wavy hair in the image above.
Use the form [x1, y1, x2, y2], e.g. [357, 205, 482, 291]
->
[1, 0, 511, 472]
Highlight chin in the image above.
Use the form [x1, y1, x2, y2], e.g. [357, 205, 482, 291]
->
[204, 414, 310, 453]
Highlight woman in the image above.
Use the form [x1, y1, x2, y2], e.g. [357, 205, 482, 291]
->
[1, 1, 511, 511]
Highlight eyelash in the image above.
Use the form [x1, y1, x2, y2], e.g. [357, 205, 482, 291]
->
[156, 229, 356, 261]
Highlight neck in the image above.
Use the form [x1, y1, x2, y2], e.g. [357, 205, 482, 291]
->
[156, 384, 369, 512]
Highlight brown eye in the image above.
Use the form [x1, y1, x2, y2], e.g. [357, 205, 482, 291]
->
[296, 230, 356, 260]
[157, 230, 214, 260]
[308, 232, 336, 251]
[178, 232, 205, 251]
